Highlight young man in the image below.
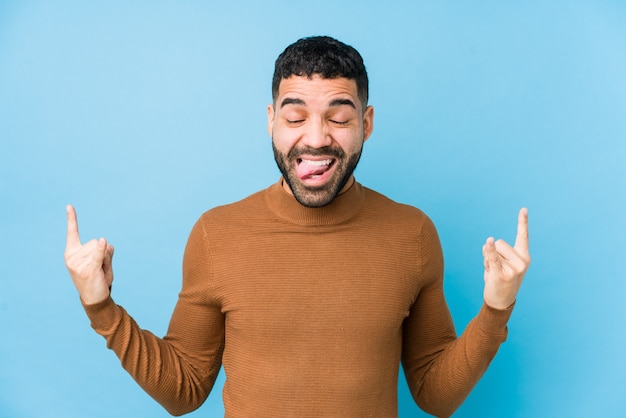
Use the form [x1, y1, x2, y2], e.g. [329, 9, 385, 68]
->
[65, 36, 530, 417]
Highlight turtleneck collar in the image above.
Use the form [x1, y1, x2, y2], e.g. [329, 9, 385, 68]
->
[265, 178, 365, 226]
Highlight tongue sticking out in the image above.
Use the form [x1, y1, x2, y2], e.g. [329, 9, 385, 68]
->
[296, 159, 333, 179]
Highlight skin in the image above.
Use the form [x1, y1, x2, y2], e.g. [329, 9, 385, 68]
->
[482, 208, 530, 309]
[268, 75, 374, 207]
[65, 75, 530, 309]
[65, 204, 114, 305]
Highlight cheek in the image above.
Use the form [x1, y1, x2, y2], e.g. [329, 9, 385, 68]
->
[335, 129, 364, 153]
[271, 126, 300, 152]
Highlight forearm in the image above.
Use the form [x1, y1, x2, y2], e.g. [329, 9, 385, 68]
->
[83, 297, 222, 416]
[414, 303, 512, 417]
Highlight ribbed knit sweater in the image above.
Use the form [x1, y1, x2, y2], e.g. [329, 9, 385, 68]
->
[83, 179, 512, 417]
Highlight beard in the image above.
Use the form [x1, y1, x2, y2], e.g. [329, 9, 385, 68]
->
[272, 142, 362, 208]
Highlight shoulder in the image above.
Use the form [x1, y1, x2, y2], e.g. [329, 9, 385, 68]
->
[361, 186, 435, 228]
[197, 187, 268, 224]
[358, 185, 443, 277]
[181, 188, 271, 246]
[359, 185, 441, 252]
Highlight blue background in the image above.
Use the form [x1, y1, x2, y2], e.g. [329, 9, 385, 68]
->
[1, 1, 625, 417]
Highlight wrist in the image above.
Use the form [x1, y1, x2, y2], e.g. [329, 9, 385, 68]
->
[79, 284, 111, 305]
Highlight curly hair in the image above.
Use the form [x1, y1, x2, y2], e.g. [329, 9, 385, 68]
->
[272, 36, 369, 108]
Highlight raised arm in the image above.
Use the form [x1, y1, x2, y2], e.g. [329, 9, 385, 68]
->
[64, 207, 224, 415]
[403, 208, 531, 417]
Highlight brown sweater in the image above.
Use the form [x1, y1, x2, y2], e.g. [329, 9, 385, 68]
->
[84, 180, 512, 417]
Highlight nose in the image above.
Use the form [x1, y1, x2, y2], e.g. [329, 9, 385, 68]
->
[301, 119, 332, 149]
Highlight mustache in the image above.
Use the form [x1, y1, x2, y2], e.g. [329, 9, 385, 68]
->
[286, 145, 346, 160]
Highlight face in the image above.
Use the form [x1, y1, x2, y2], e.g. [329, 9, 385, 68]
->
[267, 75, 374, 207]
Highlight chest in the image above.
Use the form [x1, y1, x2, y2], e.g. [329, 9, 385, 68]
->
[209, 225, 423, 345]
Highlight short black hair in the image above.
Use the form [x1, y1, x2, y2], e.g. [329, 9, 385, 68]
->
[272, 36, 369, 108]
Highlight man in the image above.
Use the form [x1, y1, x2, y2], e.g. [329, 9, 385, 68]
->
[65, 36, 530, 417]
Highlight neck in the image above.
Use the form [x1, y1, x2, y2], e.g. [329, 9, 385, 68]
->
[268, 177, 364, 226]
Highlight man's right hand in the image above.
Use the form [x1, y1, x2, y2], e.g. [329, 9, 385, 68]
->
[64, 205, 114, 305]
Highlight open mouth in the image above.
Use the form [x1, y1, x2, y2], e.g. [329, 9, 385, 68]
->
[296, 158, 336, 181]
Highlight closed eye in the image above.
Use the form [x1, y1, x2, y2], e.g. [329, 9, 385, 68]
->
[330, 119, 349, 126]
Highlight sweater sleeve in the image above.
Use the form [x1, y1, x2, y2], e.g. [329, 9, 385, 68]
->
[401, 216, 512, 418]
[82, 216, 225, 416]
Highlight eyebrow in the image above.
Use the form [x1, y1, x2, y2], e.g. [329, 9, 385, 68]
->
[280, 97, 305, 108]
[279, 97, 357, 110]
[329, 98, 356, 109]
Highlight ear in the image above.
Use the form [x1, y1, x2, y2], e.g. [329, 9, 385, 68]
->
[267, 104, 275, 138]
[362, 105, 374, 142]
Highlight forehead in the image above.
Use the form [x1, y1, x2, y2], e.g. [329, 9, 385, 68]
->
[276, 75, 359, 107]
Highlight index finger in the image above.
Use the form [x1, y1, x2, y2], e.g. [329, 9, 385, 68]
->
[66, 204, 82, 251]
[514, 207, 529, 254]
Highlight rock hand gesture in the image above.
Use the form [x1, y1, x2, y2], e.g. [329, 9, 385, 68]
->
[482, 208, 531, 309]
[64, 205, 115, 305]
